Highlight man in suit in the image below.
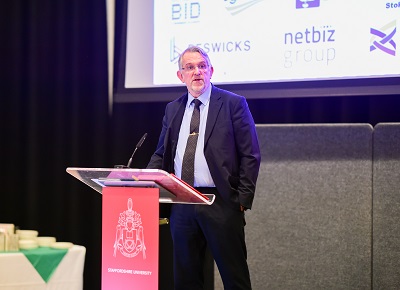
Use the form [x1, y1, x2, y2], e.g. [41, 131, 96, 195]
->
[147, 46, 261, 290]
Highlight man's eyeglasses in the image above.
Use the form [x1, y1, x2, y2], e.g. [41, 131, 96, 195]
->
[181, 63, 208, 72]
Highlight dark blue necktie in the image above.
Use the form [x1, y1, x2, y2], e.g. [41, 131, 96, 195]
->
[181, 99, 202, 186]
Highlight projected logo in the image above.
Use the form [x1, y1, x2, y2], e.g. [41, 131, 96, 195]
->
[370, 21, 397, 56]
[296, 0, 320, 9]
[169, 37, 251, 65]
[386, 1, 400, 9]
[224, 0, 265, 16]
[171, 0, 201, 24]
[283, 25, 336, 68]
[170, 38, 182, 64]
[113, 198, 146, 259]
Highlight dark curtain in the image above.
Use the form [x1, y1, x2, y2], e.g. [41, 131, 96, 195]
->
[2, 1, 400, 290]
[3, 1, 109, 289]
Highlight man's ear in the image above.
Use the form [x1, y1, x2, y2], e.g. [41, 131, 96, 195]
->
[177, 70, 184, 82]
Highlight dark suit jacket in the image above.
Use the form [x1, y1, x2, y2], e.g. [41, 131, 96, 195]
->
[147, 85, 261, 210]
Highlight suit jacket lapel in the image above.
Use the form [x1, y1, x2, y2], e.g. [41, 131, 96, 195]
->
[205, 86, 222, 146]
[169, 95, 187, 155]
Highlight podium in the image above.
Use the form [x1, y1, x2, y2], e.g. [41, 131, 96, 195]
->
[66, 168, 215, 290]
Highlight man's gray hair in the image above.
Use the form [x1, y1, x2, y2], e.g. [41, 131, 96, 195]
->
[178, 46, 212, 70]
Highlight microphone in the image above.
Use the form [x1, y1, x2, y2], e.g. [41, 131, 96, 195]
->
[126, 133, 148, 168]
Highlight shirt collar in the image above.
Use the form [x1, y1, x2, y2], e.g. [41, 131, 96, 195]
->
[186, 84, 212, 108]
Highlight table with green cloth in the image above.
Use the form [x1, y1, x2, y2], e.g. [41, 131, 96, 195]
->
[0, 245, 86, 290]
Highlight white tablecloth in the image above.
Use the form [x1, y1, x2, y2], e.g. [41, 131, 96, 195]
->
[0, 245, 86, 290]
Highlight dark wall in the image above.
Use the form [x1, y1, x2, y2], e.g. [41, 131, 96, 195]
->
[2, 1, 400, 289]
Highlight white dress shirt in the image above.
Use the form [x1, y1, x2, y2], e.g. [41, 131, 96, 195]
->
[174, 85, 215, 187]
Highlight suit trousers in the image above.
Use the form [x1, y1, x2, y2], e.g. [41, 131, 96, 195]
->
[170, 188, 252, 290]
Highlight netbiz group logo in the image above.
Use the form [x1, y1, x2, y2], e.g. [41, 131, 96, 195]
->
[283, 25, 336, 68]
[224, 0, 265, 16]
[296, 0, 320, 9]
[370, 21, 397, 56]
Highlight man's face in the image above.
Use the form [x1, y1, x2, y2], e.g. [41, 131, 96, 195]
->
[177, 51, 214, 98]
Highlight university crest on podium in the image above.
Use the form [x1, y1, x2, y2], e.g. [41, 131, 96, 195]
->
[113, 198, 146, 259]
